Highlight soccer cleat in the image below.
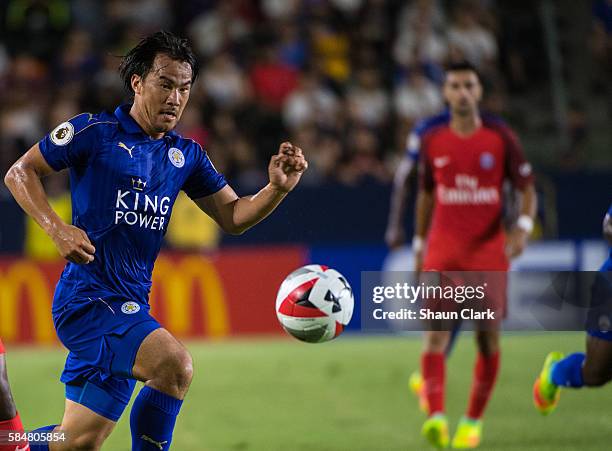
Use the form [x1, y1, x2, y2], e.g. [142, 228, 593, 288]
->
[421, 413, 450, 449]
[409, 370, 429, 413]
[533, 351, 564, 415]
[451, 417, 482, 449]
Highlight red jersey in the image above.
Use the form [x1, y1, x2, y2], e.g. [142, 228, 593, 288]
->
[418, 116, 533, 271]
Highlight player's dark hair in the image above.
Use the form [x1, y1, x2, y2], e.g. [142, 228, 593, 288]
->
[445, 61, 481, 81]
[119, 31, 199, 93]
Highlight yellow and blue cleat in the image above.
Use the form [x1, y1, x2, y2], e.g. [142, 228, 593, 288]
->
[422, 413, 450, 449]
[409, 370, 429, 413]
[533, 351, 564, 415]
[451, 417, 482, 449]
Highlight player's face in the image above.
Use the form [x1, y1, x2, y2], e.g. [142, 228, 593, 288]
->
[132, 54, 193, 136]
[443, 71, 482, 116]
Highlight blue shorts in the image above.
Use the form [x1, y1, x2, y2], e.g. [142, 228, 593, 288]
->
[588, 330, 612, 341]
[53, 296, 161, 421]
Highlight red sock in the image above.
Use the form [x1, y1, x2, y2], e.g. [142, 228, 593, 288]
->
[422, 352, 445, 416]
[466, 352, 500, 420]
[0, 412, 29, 450]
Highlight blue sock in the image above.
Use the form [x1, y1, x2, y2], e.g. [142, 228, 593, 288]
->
[551, 353, 585, 388]
[130, 386, 183, 450]
[28, 425, 58, 451]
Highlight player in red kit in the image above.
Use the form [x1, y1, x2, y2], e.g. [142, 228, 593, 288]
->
[0, 339, 30, 450]
[413, 62, 537, 448]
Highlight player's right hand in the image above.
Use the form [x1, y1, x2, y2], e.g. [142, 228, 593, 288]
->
[51, 224, 96, 264]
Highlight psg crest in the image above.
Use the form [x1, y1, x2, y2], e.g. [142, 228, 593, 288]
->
[480, 152, 495, 170]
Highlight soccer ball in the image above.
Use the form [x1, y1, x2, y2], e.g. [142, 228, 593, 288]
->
[275, 264, 354, 343]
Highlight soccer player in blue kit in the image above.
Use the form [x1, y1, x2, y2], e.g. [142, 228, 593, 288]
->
[533, 203, 612, 414]
[4, 31, 308, 451]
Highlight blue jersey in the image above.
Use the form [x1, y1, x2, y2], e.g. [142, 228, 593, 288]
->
[601, 203, 612, 271]
[40, 105, 227, 309]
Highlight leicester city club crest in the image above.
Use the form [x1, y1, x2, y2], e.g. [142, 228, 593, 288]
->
[121, 301, 141, 315]
[168, 147, 185, 168]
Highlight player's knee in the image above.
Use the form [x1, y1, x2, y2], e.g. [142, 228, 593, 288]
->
[0, 380, 17, 420]
[176, 351, 194, 389]
[0, 370, 10, 394]
[156, 349, 193, 393]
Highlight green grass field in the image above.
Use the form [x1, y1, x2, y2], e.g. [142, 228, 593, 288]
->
[5, 333, 612, 450]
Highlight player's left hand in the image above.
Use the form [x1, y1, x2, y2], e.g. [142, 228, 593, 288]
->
[505, 227, 529, 258]
[268, 142, 308, 193]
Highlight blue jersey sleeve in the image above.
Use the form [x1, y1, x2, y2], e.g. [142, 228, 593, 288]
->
[404, 111, 450, 163]
[608, 203, 612, 216]
[182, 144, 227, 199]
[39, 113, 99, 171]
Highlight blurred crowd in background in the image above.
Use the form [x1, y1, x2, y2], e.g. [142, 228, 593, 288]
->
[0, 0, 610, 254]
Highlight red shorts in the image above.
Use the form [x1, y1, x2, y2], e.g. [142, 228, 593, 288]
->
[424, 251, 509, 272]
[424, 233, 509, 271]
[0, 338, 4, 354]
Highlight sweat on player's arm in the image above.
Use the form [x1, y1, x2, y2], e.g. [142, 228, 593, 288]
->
[4, 143, 96, 265]
[194, 141, 307, 235]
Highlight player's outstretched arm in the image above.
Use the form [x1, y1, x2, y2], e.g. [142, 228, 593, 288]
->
[385, 158, 416, 249]
[195, 142, 307, 235]
[4, 144, 96, 264]
[505, 183, 537, 258]
[603, 211, 612, 245]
